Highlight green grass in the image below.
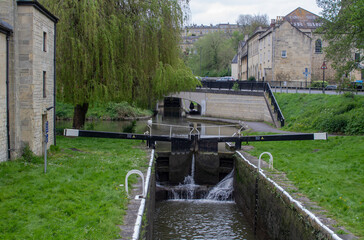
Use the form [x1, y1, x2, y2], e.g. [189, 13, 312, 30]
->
[56, 101, 153, 120]
[275, 92, 364, 135]
[246, 136, 364, 238]
[0, 136, 150, 239]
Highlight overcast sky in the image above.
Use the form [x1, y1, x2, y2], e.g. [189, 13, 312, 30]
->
[188, 0, 322, 25]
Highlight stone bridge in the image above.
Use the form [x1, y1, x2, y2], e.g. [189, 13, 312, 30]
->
[169, 88, 277, 126]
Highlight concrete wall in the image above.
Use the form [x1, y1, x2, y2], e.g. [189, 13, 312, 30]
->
[0, 33, 7, 162]
[204, 93, 273, 124]
[234, 154, 338, 240]
[171, 90, 275, 125]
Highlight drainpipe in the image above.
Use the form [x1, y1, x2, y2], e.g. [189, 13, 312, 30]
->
[53, 22, 57, 145]
[246, 44, 249, 80]
[6, 34, 10, 159]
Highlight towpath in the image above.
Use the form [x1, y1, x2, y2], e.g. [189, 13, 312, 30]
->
[245, 121, 294, 134]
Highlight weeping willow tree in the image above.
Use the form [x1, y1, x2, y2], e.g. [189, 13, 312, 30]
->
[41, 0, 199, 128]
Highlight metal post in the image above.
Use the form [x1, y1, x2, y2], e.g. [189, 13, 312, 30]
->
[44, 121, 48, 173]
[169, 126, 172, 138]
[322, 68, 325, 94]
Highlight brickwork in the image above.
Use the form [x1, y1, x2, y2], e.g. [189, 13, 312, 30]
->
[0, 33, 7, 162]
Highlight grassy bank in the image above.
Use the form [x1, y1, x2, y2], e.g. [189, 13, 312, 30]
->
[246, 136, 364, 238]
[0, 136, 150, 239]
[56, 101, 153, 120]
[275, 92, 364, 135]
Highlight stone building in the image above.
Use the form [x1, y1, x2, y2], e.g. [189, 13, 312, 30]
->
[181, 23, 239, 53]
[0, 0, 58, 162]
[235, 8, 337, 85]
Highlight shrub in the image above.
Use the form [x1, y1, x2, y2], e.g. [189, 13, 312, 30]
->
[232, 82, 239, 91]
[345, 111, 364, 135]
[343, 92, 355, 99]
[248, 76, 256, 82]
[22, 144, 37, 163]
[310, 81, 328, 88]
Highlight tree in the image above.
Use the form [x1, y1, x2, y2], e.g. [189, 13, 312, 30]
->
[237, 14, 269, 37]
[316, 0, 364, 80]
[187, 32, 236, 77]
[41, 0, 198, 128]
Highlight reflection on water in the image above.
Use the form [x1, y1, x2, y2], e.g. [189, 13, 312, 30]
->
[153, 200, 255, 240]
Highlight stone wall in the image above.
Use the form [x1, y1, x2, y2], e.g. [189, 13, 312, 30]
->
[0, 1, 56, 158]
[0, 33, 7, 162]
[273, 21, 312, 82]
[234, 154, 337, 240]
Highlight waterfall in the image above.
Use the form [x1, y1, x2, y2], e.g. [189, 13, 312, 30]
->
[167, 155, 234, 201]
[206, 170, 234, 201]
[169, 154, 196, 200]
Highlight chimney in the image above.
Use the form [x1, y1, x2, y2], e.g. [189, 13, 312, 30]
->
[270, 19, 276, 27]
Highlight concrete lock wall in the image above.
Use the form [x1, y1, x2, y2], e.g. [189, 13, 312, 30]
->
[204, 93, 273, 124]
[171, 91, 274, 125]
[234, 155, 336, 240]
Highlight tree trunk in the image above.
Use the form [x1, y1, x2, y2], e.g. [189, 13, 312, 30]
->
[72, 103, 89, 129]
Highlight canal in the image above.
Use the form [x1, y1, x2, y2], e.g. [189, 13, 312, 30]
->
[58, 105, 256, 239]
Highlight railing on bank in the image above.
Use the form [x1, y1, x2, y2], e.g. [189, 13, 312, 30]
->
[265, 83, 285, 127]
[198, 80, 285, 127]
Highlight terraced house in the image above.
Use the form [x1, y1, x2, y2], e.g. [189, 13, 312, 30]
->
[0, 0, 57, 162]
[234, 8, 337, 85]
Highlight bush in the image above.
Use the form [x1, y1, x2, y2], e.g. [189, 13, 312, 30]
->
[232, 82, 239, 91]
[343, 92, 355, 99]
[310, 81, 328, 88]
[322, 115, 348, 133]
[22, 144, 37, 163]
[248, 76, 256, 82]
[345, 111, 364, 135]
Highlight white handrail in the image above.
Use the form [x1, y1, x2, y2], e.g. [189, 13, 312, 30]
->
[258, 152, 273, 171]
[125, 170, 145, 198]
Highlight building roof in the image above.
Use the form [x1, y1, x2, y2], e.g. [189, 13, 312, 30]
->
[284, 7, 322, 29]
[231, 54, 238, 64]
[17, 0, 58, 23]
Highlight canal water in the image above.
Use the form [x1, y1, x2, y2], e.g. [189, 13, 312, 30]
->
[58, 106, 256, 239]
[153, 200, 255, 240]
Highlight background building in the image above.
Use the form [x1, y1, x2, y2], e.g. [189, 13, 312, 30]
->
[181, 23, 239, 53]
[0, 0, 57, 162]
[235, 8, 337, 86]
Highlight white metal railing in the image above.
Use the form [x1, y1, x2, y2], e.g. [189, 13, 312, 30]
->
[147, 120, 247, 139]
[258, 152, 274, 171]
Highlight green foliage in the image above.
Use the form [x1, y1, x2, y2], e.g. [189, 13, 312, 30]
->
[316, 0, 364, 80]
[186, 32, 236, 77]
[21, 144, 37, 163]
[247, 136, 364, 237]
[122, 120, 137, 133]
[248, 76, 256, 82]
[232, 82, 240, 91]
[237, 13, 269, 37]
[56, 101, 153, 120]
[310, 81, 328, 88]
[0, 136, 149, 239]
[40, 0, 197, 126]
[275, 93, 364, 135]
